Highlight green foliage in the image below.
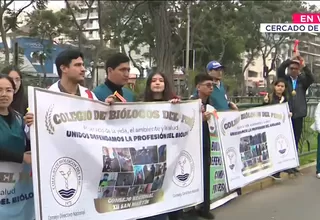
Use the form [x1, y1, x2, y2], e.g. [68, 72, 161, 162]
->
[27, 9, 72, 41]
[238, 1, 306, 75]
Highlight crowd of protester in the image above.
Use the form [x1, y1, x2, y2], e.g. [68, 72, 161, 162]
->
[0, 48, 315, 220]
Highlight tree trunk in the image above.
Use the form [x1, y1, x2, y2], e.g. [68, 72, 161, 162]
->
[0, 10, 10, 66]
[148, 2, 173, 83]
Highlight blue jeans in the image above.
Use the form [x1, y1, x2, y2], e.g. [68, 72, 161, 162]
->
[138, 214, 168, 220]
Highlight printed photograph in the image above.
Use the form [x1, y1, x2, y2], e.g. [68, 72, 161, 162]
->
[116, 173, 134, 186]
[102, 147, 120, 172]
[99, 172, 117, 188]
[143, 164, 156, 184]
[154, 163, 167, 176]
[114, 148, 134, 172]
[133, 165, 145, 185]
[130, 146, 159, 165]
[151, 175, 165, 191]
[158, 145, 167, 163]
[113, 187, 130, 197]
[101, 187, 114, 198]
[138, 184, 152, 194]
[127, 186, 140, 197]
[239, 132, 271, 175]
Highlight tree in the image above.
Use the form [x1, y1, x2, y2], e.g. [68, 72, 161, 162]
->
[0, 0, 47, 65]
[99, 1, 147, 75]
[27, 9, 72, 85]
[238, 1, 305, 89]
[64, 0, 95, 50]
[148, 1, 174, 81]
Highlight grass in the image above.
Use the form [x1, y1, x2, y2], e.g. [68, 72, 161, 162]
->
[299, 117, 317, 166]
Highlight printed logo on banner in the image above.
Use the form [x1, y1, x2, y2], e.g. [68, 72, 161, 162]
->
[172, 150, 195, 187]
[50, 157, 83, 207]
[209, 125, 216, 133]
[275, 134, 290, 157]
[226, 148, 237, 171]
[45, 104, 55, 135]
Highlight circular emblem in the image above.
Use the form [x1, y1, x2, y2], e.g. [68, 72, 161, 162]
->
[275, 135, 289, 157]
[50, 157, 83, 207]
[226, 148, 237, 171]
[172, 151, 195, 187]
[209, 125, 216, 133]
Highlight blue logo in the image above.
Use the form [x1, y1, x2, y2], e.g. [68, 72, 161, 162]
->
[173, 151, 194, 187]
[50, 157, 83, 207]
[275, 135, 289, 157]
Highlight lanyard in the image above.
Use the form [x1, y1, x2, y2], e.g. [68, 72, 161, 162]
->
[292, 79, 297, 90]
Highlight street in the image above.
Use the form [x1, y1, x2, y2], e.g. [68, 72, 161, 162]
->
[212, 166, 318, 220]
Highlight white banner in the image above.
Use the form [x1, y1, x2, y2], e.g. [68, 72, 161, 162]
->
[28, 87, 204, 220]
[216, 103, 299, 191]
[206, 105, 238, 210]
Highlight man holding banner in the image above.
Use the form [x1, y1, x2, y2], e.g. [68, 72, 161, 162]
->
[24, 49, 102, 127]
[93, 53, 135, 103]
[190, 73, 215, 219]
[277, 52, 314, 174]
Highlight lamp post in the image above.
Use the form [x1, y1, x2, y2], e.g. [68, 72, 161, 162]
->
[186, 2, 191, 97]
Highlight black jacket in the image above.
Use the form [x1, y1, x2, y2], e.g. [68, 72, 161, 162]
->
[277, 59, 314, 118]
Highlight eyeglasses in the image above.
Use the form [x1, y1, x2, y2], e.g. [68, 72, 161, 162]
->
[200, 83, 214, 88]
[0, 88, 14, 95]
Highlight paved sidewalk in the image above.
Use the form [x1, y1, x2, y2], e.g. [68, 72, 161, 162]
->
[211, 166, 318, 220]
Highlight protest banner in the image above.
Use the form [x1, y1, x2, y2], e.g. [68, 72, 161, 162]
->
[206, 105, 238, 210]
[216, 103, 299, 191]
[28, 87, 204, 220]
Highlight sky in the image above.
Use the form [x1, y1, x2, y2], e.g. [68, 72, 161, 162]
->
[10, 1, 65, 12]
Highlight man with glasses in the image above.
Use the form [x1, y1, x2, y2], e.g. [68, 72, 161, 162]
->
[189, 74, 215, 219]
[205, 60, 238, 111]
[93, 53, 135, 103]
[277, 54, 314, 174]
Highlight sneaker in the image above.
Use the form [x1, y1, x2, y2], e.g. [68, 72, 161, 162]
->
[197, 210, 215, 219]
[292, 168, 302, 176]
[316, 173, 320, 179]
[271, 173, 282, 181]
[284, 169, 294, 175]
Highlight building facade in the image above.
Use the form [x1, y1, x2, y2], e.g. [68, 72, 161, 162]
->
[70, 1, 100, 41]
[243, 33, 320, 93]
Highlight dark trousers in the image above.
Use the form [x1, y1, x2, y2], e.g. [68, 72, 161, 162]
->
[317, 134, 320, 174]
[201, 134, 211, 213]
[292, 117, 303, 152]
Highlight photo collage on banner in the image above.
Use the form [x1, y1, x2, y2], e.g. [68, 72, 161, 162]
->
[216, 103, 299, 191]
[97, 145, 167, 209]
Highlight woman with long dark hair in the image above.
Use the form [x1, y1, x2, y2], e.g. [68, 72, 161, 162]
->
[2, 66, 28, 115]
[143, 72, 177, 102]
[263, 78, 292, 180]
[139, 72, 182, 220]
[0, 74, 34, 220]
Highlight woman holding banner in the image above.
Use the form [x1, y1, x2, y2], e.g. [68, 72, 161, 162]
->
[263, 78, 292, 180]
[0, 74, 34, 220]
[139, 72, 182, 220]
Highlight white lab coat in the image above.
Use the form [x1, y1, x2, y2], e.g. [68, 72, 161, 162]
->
[310, 103, 320, 132]
[48, 80, 98, 100]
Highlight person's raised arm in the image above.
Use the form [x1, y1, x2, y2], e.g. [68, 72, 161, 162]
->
[277, 59, 292, 79]
[299, 56, 315, 89]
